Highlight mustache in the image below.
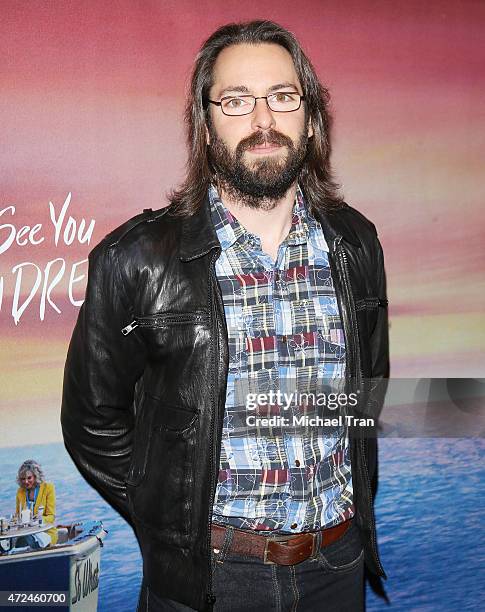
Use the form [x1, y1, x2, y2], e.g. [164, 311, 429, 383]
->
[237, 129, 293, 152]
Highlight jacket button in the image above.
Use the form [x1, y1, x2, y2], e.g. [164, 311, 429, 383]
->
[295, 459, 300, 467]
[291, 522, 298, 529]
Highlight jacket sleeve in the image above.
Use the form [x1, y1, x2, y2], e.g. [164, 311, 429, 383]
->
[42, 483, 56, 524]
[61, 241, 146, 525]
[371, 234, 390, 383]
[366, 232, 389, 494]
[360, 229, 389, 424]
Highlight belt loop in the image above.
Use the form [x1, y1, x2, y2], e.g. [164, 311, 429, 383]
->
[215, 525, 234, 563]
[311, 529, 322, 559]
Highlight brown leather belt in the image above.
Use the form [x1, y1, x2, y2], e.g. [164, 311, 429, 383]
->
[211, 519, 352, 566]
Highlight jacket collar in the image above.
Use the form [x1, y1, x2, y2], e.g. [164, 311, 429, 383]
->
[179, 195, 360, 262]
[20, 482, 44, 505]
[180, 194, 220, 262]
[314, 206, 362, 249]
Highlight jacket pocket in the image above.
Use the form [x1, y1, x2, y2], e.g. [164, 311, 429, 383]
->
[355, 297, 388, 311]
[121, 312, 210, 336]
[125, 393, 199, 538]
[355, 296, 387, 336]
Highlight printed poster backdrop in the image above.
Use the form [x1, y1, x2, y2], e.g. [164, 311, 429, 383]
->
[1, 1, 484, 610]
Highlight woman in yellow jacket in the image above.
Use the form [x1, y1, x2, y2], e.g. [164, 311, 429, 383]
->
[15, 459, 58, 546]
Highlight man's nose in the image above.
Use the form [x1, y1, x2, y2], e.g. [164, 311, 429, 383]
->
[250, 98, 276, 131]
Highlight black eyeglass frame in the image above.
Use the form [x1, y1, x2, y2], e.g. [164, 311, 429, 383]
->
[205, 92, 306, 116]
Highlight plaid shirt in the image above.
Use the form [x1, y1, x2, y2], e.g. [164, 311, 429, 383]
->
[209, 185, 354, 533]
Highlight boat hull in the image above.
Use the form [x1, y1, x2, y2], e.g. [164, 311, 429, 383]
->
[0, 521, 105, 611]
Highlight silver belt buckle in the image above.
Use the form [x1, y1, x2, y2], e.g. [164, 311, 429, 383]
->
[263, 532, 318, 565]
[263, 534, 291, 565]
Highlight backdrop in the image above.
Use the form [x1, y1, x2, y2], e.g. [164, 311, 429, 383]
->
[1, 1, 484, 610]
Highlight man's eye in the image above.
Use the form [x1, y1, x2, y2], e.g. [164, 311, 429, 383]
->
[272, 92, 297, 103]
[224, 97, 248, 108]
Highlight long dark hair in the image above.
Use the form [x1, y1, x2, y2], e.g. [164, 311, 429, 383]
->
[169, 20, 343, 216]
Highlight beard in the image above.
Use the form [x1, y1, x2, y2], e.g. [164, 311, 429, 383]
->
[207, 124, 309, 210]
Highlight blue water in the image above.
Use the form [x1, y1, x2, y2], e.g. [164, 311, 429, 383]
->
[0, 439, 483, 611]
[0, 444, 142, 612]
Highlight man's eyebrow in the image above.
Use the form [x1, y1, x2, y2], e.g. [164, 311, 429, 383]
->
[267, 82, 301, 93]
[218, 85, 251, 97]
[216, 82, 301, 98]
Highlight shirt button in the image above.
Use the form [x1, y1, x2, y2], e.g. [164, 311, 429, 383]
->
[295, 459, 300, 467]
[291, 523, 298, 529]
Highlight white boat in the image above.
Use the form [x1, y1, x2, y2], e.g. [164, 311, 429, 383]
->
[0, 520, 106, 611]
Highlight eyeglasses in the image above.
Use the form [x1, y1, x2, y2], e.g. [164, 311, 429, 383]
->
[207, 91, 305, 116]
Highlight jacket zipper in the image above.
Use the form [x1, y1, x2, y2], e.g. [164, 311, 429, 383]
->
[121, 313, 209, 336]
[205, 248, 222, 611]
[332, 235, 385, 577]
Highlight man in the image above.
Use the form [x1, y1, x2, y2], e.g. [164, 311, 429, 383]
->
[61, 20, 389, 612]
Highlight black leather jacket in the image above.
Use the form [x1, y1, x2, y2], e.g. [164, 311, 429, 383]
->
[61, 196, 389, 611]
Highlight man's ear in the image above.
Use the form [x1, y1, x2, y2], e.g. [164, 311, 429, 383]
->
[307, 118, 314, 139]
[205, 124, 210, 145]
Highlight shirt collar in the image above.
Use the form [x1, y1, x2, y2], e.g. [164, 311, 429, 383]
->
[209, 184, 317, 252]
[208, 185, 243, 251]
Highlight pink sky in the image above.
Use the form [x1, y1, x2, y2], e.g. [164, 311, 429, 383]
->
[1, 1, 484, 442]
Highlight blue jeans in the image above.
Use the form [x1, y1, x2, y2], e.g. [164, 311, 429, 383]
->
[137, 521, 365, 611]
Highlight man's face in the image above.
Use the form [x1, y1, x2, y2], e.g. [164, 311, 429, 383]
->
[207, 43, 312, 207]
[21, 471, 36, 489]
